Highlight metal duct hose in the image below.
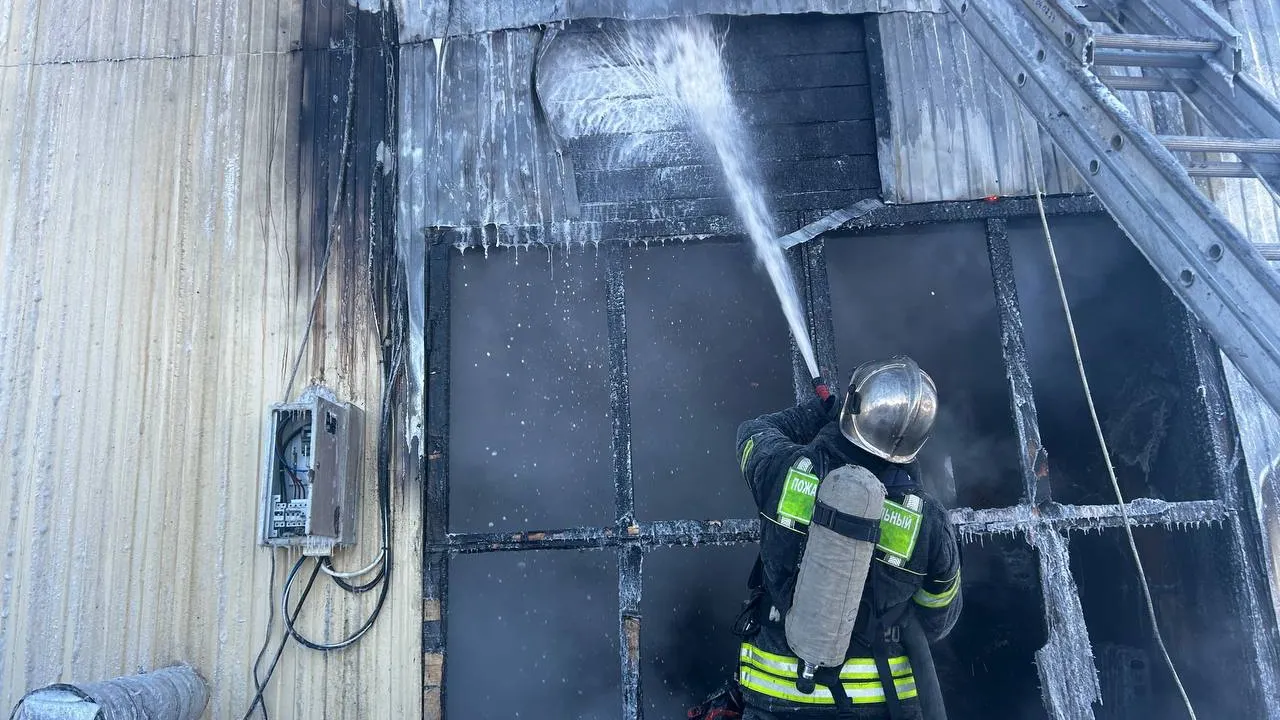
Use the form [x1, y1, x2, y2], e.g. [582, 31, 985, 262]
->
[9, 664, 208, 720]
[785, 464, 886, 688]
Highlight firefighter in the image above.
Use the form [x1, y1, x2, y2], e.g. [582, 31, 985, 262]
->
[730, 356, 962, 720]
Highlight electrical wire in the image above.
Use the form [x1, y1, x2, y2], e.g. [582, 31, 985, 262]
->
[1030, 189, 1199, 720]
[321, 549, 386, 578]
[242, 557, 324, 720]
[248, 550, 277, 720]
[243, 29, 368, 719]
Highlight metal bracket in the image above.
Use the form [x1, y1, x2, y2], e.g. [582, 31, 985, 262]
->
[938, 0, 1280, 416]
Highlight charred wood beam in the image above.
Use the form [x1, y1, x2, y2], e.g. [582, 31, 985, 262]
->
[619, 546, 643, 720]
[986, 218, 1052, 505]
[606, 240, 643, 720]
[423, 239, 452, 720]
[443, 518, 762, 553]
[429, 195, 1105, 249]
[1174, 308, 1280, 714]
[607, 241, 636, 527]
[441, 500, 1227, 554]
[950, 499, 1228, 538]
[1027, 524, 1101, 719]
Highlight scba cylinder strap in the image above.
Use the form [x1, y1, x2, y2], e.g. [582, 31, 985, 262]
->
[812, 501, 882, 543]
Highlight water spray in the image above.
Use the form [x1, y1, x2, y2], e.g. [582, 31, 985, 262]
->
[635, 19, 824, 388]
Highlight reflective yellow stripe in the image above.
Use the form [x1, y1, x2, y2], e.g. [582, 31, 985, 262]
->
[739, 644, 911, 680]
[740, 437, 756, 473]
[738, 667, 919, 705]
[740, 644, 912, 680]
[739, 644, 911, 679]
[740, 645, 797, 676]
[913, 569, 961, 609]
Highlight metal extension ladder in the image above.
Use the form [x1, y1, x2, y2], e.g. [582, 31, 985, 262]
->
[937, 0, 1280, 414]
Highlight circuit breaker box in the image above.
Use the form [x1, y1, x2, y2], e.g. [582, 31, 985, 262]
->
[259, 391, 363, 554]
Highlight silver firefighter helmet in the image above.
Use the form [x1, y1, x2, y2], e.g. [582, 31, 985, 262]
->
[838, 355, 938, 463]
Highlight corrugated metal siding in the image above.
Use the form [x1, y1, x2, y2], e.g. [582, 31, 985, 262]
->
[874, 7, 1280, 250]
[0, 0, 299, 63]
[1214, 0, 1280, 615]
[1203, 0, 1280, 250]
[397, 29, 578, 233]
[873, 10, 1092, 202]
[0, 3, 421, 719]
[398, 0, 941, 41]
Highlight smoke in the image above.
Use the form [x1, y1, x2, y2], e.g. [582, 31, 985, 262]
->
[642, 546, 758, 718]
[447, 550, 621, 719]
[449, 246, 615, 532]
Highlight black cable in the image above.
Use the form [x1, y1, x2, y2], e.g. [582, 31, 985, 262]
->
[283, 343, 402, 649]
[283, 550, 392, 651]
[242, 556, 323, 720]
[323, 556, 387, 593]
[248, 551, 277, 720]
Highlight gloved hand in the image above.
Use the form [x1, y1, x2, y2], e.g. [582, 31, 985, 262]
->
[811, 376, 840, 420]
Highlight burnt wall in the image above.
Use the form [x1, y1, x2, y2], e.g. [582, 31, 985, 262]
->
[561, 13, 880, 240]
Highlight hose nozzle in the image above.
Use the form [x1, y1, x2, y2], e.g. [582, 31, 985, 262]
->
[811, 376, 833, 403]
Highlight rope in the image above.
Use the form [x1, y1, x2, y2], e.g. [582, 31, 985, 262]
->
[1030, 189, 1199, 719]
[1011, 84, 1197, 717]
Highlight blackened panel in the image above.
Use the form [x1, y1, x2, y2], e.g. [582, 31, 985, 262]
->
[826, 223, 1021, 509]
[449, 247, 613, 531]
[446, 551, 620, 719]
[627, 243, 794, 520]
[562, 14, 879, 241]
[932, 535, 1048, 720]
[1070, 527, 1257, 718]
[1006, 215, 1210, 505]
[641, 545, 760, 718]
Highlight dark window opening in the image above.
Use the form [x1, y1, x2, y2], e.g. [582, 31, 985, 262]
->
[826, 223, 1023, 510]
[1071, 526, 1257, 718]
[641, 545, 761, 717]
[449, 248, 614, 533]
[446, 550, 621, 719]
[932, 535, 1048, 720]
[1007, 216, 1212, 505]
[628, 243, 794, 521]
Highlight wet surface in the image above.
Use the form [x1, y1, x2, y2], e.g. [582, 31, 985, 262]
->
[626, 242, 796, 522]
[825, 223, 1023, 510]
[449, 246, 614, 532]
[446, 550, 620, 719]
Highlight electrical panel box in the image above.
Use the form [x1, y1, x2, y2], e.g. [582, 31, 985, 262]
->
[259, 391, 363, 555]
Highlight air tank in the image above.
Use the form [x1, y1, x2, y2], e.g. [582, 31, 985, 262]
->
[785, 464, 886, 690]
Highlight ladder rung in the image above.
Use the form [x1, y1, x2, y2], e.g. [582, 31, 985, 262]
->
[1160, 135, 1280, 154]
[1101, 75, 1198, 93]
[1257, 244, 1280, 262]
[1093, 34, 1221, 54]
[1093, 49, 1205, 68]
[1183, 161, 1257, 178]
